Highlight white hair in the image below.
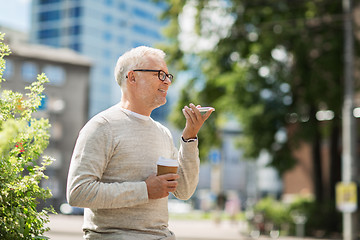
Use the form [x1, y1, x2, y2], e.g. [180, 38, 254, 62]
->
[114, 46, 166, 88]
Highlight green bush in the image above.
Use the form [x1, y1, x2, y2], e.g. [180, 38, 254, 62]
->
[248, 195, 341, 237]
[289, 196, 341, 237]
[254, 196, 291, 229]
[0, 32, 55, 239]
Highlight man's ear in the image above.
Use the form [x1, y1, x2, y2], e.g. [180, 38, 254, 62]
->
[127, 71, 136, 83]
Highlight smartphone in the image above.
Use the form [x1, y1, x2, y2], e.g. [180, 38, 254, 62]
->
[197, 107, 215, 115]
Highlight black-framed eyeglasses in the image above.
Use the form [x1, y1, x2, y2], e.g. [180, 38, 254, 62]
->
[128, 69, 174, 82]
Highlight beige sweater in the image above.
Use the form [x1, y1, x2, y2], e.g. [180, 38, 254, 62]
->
[66, 104, 200, 239]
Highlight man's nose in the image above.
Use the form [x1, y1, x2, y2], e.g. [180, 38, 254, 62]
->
[163, 76, 172, 85]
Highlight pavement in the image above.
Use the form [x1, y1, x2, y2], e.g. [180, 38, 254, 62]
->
[45, 214, 241, 240]
[44, 214, 338, 240]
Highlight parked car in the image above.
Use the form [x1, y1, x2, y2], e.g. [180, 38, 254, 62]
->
[60, 203, 84, 215]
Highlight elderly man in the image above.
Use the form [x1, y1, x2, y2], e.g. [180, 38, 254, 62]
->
[66, 46, 214, 240]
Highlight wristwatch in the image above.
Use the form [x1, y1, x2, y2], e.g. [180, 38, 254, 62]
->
[181, 136, 198, 142]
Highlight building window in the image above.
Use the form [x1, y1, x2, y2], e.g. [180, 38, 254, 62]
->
[38, 28, 60, 39]
[39, 10, 61, 22]
[103, 31, 113, 42]
[39, 0, 61, 4]
[132, 41, 146, 48]
[104, 14, 113, 24]
[68, 25, 81, 35]
[155, 1, 168, 9]
[48, 97, 66, 113]
[132, 24, 161, 40]
[117, 36, 125, 45]
[39, 38, 60, 48]
[69, 43, 81, 52]
[3, 59, 14, 78]
[43, 65, 66, 86]
[69, 7, 82, 18]
[104, 0, 113, 7]
[118, 2, 126, 10]
[38, 94, 48, 110]
[118, 19, 127, 28]
[132, 7, 156, 21]
[22, 62, 38, 82]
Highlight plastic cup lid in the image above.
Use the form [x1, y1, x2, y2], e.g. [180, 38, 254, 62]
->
[157, 156, 179, 167]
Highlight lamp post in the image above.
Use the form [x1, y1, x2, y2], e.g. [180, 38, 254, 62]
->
[341, 0, 356, 239]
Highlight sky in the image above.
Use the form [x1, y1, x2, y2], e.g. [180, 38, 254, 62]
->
[0, 0, 31, 32]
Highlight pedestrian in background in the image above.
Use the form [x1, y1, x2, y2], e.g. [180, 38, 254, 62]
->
[66, 46, 214, 240]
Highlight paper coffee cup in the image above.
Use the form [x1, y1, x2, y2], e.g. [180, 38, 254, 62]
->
[157, 156, 179, 176]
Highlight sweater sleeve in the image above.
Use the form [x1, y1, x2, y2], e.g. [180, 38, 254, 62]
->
[173, 139, 200, 200]
[66, 117, 148, 209]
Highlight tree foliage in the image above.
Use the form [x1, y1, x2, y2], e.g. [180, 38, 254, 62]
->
[0, 33, 55, 239]
[160, 0, 360, 202]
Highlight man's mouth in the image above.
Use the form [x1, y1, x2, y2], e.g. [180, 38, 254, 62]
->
[158, 89, 167, 93]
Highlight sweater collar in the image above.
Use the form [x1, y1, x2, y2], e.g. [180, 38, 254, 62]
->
[119, 107, 151, 121]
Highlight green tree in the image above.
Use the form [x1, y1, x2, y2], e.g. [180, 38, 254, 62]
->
[0, 33, 55, 239]
[161, 0, 359, 205]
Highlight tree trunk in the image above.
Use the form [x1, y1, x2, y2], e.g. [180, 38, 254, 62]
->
[313, 124, 323, 203]
[329, 124, 341, 200]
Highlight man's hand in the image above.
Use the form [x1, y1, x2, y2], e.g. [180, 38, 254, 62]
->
[145, 174, 179, 199]
[182, 103, 214, 140]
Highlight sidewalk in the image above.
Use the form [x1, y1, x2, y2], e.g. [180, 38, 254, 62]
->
[169, 219, 240, 240]
[45, 214, 339, 240]
[46, 214, 242, 240]
[45, 214, 82, 240]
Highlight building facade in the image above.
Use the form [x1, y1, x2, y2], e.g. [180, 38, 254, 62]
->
[2, 37, 91, 211]
[30, 0, 169, 118]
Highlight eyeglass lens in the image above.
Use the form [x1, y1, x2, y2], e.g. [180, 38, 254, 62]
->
[159, 70, 173, 81]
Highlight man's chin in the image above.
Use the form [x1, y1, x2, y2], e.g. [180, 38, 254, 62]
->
[153, 99, 167, 110]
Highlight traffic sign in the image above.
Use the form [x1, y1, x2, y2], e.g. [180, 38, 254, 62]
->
[209, 149, 221, 165]
[336, 182, 357, 213]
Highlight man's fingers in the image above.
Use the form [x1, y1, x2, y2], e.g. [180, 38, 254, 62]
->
[159, 174, 179, 193]
[146, 174, 179, 199]
[182, 107, 195, 124]
[189, 103, 200, 118]
[202, 109, 214, 120]
[183, 104, 201, 122]
[166, 180, 178, 192]
[159, 173, 179, 181]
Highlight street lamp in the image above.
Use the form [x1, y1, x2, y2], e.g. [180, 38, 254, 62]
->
[341, 0, 357, 239]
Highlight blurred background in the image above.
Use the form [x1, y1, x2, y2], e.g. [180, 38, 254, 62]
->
[0, 0, 360, 239]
